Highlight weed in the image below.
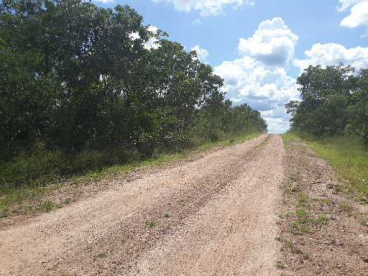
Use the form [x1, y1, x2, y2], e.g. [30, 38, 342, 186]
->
[339, 202, 354, 216]
[321, 198, 332, 206]
[178, 200, 185, 207]
[40, 200, 57, 212]
[96, 252, 106, 258]
[296, 209, 309, 224]
[298, 194, 309, 207]
[333, 185, 345, 194]
[0, 209, 10, 218]
[303, 253, 311, 260]
[145, 221, 157, 228]
[276, 261, 286, 269]
[164, 213, 170, 218]
[285, 241, 303, 255]
[291, 209, 310, 235]
[64, 198, 72, 205]
[313, 215, 329, 227]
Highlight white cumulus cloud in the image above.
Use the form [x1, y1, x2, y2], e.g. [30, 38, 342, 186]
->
[338, 0, 368, 29]
[151, 0, 254, 17]
[338, 0, 365, 11]
[214, 18, 299, 133]
[191, 45, 209, 63]
[214, 58, 298, 133]
[238, 17, 298, 67]
[294, 43, 368, 71]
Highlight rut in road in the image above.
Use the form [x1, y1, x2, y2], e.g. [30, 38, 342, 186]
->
[0, 135, 285, 276]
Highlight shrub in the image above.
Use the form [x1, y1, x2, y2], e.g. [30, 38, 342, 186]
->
[0, 143, 65, 187]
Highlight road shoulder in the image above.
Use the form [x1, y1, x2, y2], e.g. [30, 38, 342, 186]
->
[278, 136, 368, 275]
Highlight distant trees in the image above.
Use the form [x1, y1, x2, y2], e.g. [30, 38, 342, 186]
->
[0, 0, 266, 184]
[286, 65, 368, 143]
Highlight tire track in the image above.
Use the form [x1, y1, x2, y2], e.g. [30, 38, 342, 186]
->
[0, 135, 274, 276]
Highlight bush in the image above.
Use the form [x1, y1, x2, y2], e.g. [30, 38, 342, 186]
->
[0, 143, 151, 188]
[0, 143, 65, 187]
[102, 147, 141, 165]
[72, 151, 104, 173]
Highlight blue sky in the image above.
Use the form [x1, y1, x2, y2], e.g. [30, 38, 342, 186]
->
[95, 0, 368, 133]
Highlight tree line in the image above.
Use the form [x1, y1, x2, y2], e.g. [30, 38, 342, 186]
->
[286, 65, 368, 143]
[0, 0, 266, 186]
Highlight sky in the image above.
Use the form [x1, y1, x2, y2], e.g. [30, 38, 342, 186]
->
[94, 0, 368, 133]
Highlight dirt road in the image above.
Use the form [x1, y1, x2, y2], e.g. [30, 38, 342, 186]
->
[0, 135, 285, 276]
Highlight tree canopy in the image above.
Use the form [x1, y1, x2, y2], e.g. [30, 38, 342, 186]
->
[286, 65, 368, 143]
[0, 0, 266, 170]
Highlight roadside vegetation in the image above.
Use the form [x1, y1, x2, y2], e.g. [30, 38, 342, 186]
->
[285, 65, 368, 201]
[0, 131, 260, 218]
[282, 64, 368, 274]
[0, 0, 266, 211]
[285, 133, 368, 203]
[280, 133, 368, 275]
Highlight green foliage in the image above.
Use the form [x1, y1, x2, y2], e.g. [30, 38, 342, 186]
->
[348, 69, 368, 142]
[286, 65, 368, 143]
[276, 261, 286, 269]
[39, 200, 57, 212]
[298, 194, 309, 207]
[0, 0, 266, 189]
[0, 143, 65, 187]
[145, 221, 157, 228]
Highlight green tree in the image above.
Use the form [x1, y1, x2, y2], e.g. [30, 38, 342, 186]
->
[348, 69, 368, 142]
[287, 65, 355, 136]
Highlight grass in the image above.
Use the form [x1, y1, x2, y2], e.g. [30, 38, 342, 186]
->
[291, 208, 329, 235]
[0, 132, 262, 218]
[282, 133, 368, 203]
[298, 194, 309, 207]
[39, 200, 57, 212]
